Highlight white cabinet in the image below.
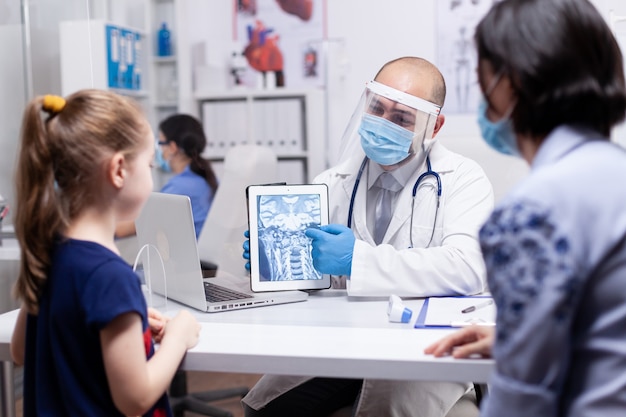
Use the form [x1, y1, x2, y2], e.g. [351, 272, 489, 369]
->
[59, 1, 182, 132]
[59, 19, 147, 98]
[196, 89, 326, 184]
[147, 0, 181, 124]
[58, 1, 180, 192]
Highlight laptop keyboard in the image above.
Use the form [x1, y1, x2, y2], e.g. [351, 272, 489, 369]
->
[204, 281, 251, 302]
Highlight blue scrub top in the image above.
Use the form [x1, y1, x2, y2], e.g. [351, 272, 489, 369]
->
[161, 166, 215, 238]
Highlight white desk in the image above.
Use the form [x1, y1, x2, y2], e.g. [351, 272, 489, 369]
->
[0, 240, 18, 261]
[0, 288, 494, 416]
[0, 225, 18, 260]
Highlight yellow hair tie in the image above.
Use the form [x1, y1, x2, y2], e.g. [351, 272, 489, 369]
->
[42, 95, 66, 114]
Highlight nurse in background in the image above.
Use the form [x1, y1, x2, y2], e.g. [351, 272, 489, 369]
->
[156, 114, 218, 238]
[116, 114, 218, 239]
[426, 0, 626, 416]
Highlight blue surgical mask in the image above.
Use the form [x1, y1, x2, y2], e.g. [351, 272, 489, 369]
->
[359, 113, 414, 166]
[155, 146, 171, 172]
[477, 99, 520, 156]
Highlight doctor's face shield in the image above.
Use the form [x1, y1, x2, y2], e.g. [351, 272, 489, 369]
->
[338, 81, 441, 168]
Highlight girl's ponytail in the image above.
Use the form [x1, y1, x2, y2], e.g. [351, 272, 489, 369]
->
[14, 96, 66, 313]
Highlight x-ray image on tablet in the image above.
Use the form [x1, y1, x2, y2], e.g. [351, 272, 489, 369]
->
[247, 184, 331, 292]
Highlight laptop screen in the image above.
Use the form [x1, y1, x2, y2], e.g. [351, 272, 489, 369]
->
[134, 192, 208, 311]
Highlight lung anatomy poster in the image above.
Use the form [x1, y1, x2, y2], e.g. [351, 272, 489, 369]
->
[235, 0, 325, 89]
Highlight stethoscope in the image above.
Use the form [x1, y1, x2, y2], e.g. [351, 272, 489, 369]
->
[347, 156, 442, 248]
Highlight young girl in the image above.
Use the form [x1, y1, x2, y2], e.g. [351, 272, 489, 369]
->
[10, 90, 200, 416]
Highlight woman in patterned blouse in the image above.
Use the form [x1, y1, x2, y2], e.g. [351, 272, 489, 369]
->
[426, 1, 626, 416]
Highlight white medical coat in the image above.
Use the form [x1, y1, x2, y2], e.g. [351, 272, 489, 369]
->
[315, 141, 494, 297]
[243, 141, 495, 417]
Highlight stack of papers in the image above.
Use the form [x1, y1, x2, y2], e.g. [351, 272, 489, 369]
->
[414, 296, 496, 328]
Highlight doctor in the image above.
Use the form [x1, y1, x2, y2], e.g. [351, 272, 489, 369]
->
[243, 57, 494, 417]
[307, 57, 494, 297]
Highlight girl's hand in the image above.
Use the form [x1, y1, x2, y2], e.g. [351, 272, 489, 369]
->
[147, 308, 169, 343]
[424, 326, 495, 359]
[164, 310, 201, 349]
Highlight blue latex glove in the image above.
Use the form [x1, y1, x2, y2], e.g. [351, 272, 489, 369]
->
[305, 224, 355, 276]
[242, 230, 251, 271]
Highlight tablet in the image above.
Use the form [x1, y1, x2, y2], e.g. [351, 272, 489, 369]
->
[247, 184, 331, 292]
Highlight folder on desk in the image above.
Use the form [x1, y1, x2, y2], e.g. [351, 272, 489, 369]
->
[414, 296, 496, 328]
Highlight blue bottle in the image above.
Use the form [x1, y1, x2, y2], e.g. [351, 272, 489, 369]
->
[157, 22, 171, 56]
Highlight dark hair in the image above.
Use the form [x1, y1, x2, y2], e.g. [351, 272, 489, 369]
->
[159, 114, 219, 194]
[475, 0, 626, 138]
[15, 90, 148, 312]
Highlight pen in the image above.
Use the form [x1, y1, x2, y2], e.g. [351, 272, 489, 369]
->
[450, 320, 496, 327]
[461, 299, 494, 314]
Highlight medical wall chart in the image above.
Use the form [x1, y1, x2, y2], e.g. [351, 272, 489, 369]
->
[436, 0, 498, 114]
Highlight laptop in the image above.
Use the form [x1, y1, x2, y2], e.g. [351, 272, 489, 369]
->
[134, 192, 308, 312]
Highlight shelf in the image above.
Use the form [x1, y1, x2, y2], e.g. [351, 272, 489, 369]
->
[195, 88, 325, 101]
[147, 0, 179, 131]
[110, 88, 149, 98]
[207, 152, 308, 160]
[153, 55, 177, 64]
[198, 89, 325, 183]
[274, 153, 309, 159]
[60, 20, 147, 96]
[154, 101, 178, 108]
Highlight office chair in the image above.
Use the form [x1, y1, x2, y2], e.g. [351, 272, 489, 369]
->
[170, 145, 279, 417]
[197, 144, 280, 278]
[169, 371, 249, 417]
[445, 383, 484, 417]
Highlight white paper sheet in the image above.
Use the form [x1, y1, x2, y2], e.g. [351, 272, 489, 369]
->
[420, 296, 496, 327]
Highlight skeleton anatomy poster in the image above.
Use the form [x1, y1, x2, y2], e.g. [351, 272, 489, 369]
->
[436, 0, 496, 114]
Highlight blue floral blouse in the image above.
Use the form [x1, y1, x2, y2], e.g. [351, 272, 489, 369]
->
[479, 125, 626, 417]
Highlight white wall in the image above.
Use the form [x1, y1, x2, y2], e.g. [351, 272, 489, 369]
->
[0, 25, 25, 220]
[0, 0, 101, 313]
[325, 0, 437, 163]
[0, 0, 625, 313]
[1, 0, 626, 211]
[185, 0, 626, 203]
[324, 0, 626, 202]
[323, 0, 526, 201]
[0, 0, 101, 217]
[0, 0, 26, 223]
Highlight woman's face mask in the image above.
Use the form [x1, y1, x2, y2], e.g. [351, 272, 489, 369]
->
[476, 69, 520, 157]
[477, 99, 520, 157]
[155, 145, 171, 172]
[359, 113, 414, 166]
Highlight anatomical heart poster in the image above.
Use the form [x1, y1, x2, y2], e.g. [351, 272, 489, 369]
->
[235, 0, 325, 88]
